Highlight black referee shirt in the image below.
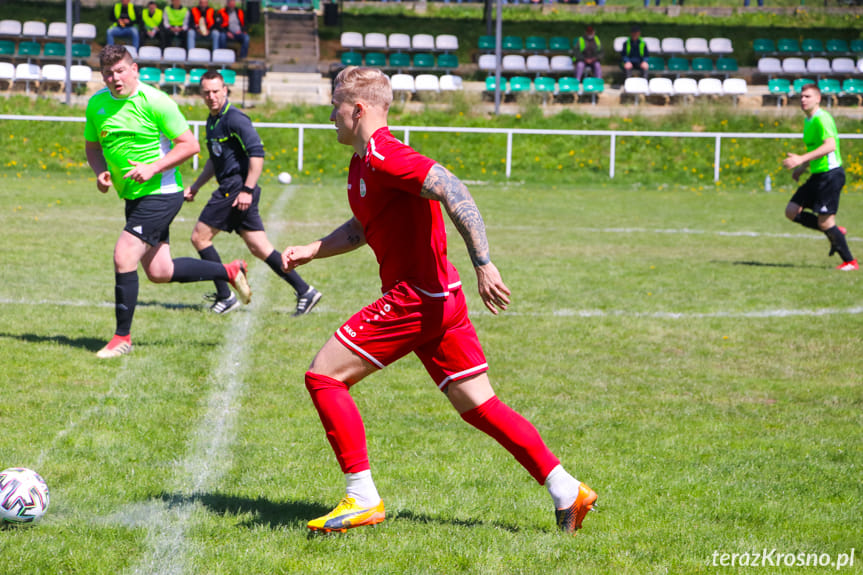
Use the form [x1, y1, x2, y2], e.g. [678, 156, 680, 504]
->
[205, 101, 265, 183]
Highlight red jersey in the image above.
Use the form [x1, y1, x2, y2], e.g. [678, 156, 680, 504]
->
[348, 127, 461, 297]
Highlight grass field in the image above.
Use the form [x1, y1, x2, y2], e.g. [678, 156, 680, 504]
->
[1, 168, 861, 573]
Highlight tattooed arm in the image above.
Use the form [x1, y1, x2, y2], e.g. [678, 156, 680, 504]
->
[421, 164, 511, 314]
[282, 216, 366, 271]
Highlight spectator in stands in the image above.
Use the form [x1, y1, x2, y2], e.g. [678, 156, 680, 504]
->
[163, 0, 190, 49]
[141, 1, 165, 49]
[217, 0, 250, 59]
[574, 26, 602, 82]
[106, 0, 140, 51]
[188, 0, 221, 52]
[620, 25, 648, 79]
[743, 0, 764, 5]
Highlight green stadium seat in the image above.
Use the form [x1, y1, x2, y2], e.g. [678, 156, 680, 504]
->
[556, 77, 578, 95]
[793, 78, 814, 94]
[691, 57, 714, 73]
[581, 77, 604, 105]
[525, 36, 547, 53]
[549, 37, 570, 52]
[162, 67, 186, 94]
[412, 53, 435, 69]
[508, 76, 531, 93]
[485, 76, 506, 92]
[138, 66, 161, 85]
[647, 56, 664, 72]
[841, 78, 863, 104]
[533, 76, 554, 93]
[826, 39, 849, 55]
[753, 38, 775, 54]
[17, 41, 41, 60]
[850, 39, 863, 54]
[43, 43, 65, 59]
[801, 38, 823, 54]
[340, 51, 362, 66]
[364, 52, 386, 68]
[188, 67, 206, 86]
[715, 57, 739, 74]
[478, 35, 495, 52]
[0, 40, 14, 57]
[437, 53, 458, 71]
[767, 78, 791, 107]
[777, 38, 800, 54]
[502, 36, 523, 52]
[221, 68, 236, 86]
[818, 78, 841, 106]
[389, 52, 410, 70]
[667, 57, 689, 75]
[71, 43, 91, 63]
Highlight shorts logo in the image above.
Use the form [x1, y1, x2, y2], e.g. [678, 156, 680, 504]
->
[343, 325, 357, 338]
[132, 225, 143, 234]
[820, 205, 829, 213]
[359, 178, 367, 198]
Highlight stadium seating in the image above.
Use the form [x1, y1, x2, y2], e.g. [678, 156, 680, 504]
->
[825, 39, 849, 55]
[72, 23, 97, 42]
[643, 37, 661, 54]
[390, 73, 415, 99]
[188, 67, 206, 87]
[46, 22, 67, 40]
[187, 48, 211, 65]
[17, 41, 41, 63]
[831, 57, 856, 75]
[777, 38, 800, 55]
[437, 53, 458, 72]
[412, 53, 434, 69]
[581, 77, 604, 104]
[364, 33, 387, 51]
[414, 73, 440, 95]
[43, 43, 65, 60]
[363, 52, 385, 68]
[722, 78, 747, 106]
[672, 77, 698, 103]
[484, 76, 506, 94]
[439, 74, 463, 91]
[0, 40, 13, 57]
[840, 78, 863, 105]
[21, 21, 46, 41]
[781, 57, 807, 75]
[212, 48, 236, 67]
[684, 37, 709, 55]
[753, 38, 775, 55]
[697, 77, 723, 98]
[526, 55, 550, 75]
[138, 66, 161, 86]
[690, 57, 713, 74]
[806, 57, 831, 78]
[556, 76, 578, 98]
[14, 62, 39, 93]
[623, 77, 648, 105]
[340, 32, 363, 50]
[477, 35, 495, 52]
[389, 33, 410, 52]
[549, 55, 574, 74]
[801, 38, 824, 54]
[435, 34, 458, 52]
[508, 76, 531, 95]
[0, 61, 15, 86]
[501, 54, 526, 74]
[648, 77, 674, 104]
[667, 57, 689, 77]
[613, 36, 627, 53]
[40, 63, 67, 88]
[766, 78, 791, 107]
[757, 57, 783, 77]
[850, 39, 863, 54]
[341, 51, 361, 66]
[220, 68, 236, 86]
[388, 52, 410, 71]
[525, 36, 547, 53]
[411, 34, 435, 52]
[163, 47, 187, 65]
[502, 36, 523, 52]
[708, 38, 733, 55]
[792, 78, 815, 96]
[660, 37, 684, 55]
[138, 46, 162, 64]
[715, 57, 739, 76]
[71, 43, 91, 64]
[0, 19, 22, 38]
[549, 37, 570, 52]
[818, 78, 841, 106]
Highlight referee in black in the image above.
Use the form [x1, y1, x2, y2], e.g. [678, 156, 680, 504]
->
[185, 70, 322, 314]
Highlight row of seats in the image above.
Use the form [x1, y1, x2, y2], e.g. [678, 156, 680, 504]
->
[754, 37, 863, 57]
[340, 32, 458, 53]
[138, 66, 236, 94]
[0, 40, 91, 63]
[390, 73, 463, 95]
[477, 35, 733, 56]
[758, 57, 863, 78]
[485, 76, 605, 103]
[0, 61, 92, 93]
[768, 78, 863, 107]
[623, 77, 748, 104]
[126, 46, 237, 67]
[647, 56, 738, 76]
[341, 51, 458, 72]
[0, 20, 96, 42]
[478, 53, 743, 78]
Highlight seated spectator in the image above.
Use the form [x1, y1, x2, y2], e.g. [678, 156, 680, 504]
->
[574, 25, 602, 82]
[106, 0, 140, 50]
[620, 25, 649, 79]
[141, 1, 165, 48]
[217, 0, 249, 59]
[163, 0, 190, 48]
[188, 0, 221, 51]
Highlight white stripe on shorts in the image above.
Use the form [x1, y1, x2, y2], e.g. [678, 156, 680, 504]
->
[438, 362, 489, 390]
[335, 326, 386, 369]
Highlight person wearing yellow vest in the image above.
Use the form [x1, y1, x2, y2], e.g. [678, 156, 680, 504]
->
[107, 0, 140, 51]
[216, 0, 249, 58]
[188, 0, 221, 51]
[163, 0, 190, 49]
[141, 1, 165, 49]
[620, 25, 648, 79]
[574, 26, 602, 83]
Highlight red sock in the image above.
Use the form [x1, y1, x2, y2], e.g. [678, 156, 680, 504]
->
[460, 396, 560, 484]
[305, 371, 369, 473]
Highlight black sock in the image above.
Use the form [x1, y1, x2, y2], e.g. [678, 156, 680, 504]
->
[115, 270, 138, 337]
[825, 226, 854, 262]
[198, 245, 232, 299]
[793, 211, 821, 231]
[171, 257, 229, 283]
[266, 250, 309, 295]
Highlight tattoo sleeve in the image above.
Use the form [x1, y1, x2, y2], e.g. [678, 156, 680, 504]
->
[421, 164, 491, 267]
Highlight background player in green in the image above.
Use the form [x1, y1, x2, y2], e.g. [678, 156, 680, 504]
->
[84, 45, 252, 359]
[782, 83, 857, 271]
[184, 71, 322, 316]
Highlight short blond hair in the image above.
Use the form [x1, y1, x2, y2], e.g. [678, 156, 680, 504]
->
[334, 66, 393, 111]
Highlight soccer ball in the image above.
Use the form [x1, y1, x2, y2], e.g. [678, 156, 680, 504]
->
[0, 467, 50, 525]
[278, 172, 292, 185]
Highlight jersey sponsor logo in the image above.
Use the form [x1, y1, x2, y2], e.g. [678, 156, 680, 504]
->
[359, 178, 367, 198]
[211, 140, 223, 157]
[98, 108, 106, 115]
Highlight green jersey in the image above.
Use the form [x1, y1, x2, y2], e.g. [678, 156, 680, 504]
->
[803, 107, 841, 174]
[84, 83, 190, 200]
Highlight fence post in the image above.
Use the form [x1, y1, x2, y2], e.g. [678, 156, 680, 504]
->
[609, 133, 616, 179]
[298, 126, 304, 173]
[506, 131, 513, 179]
[714, 135, 721, 182]
[404, 128, 410, 147]
[193, 123, 200, 171]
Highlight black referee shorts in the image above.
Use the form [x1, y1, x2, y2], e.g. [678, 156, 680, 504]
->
[791, 166, 845, 216]
[197, 175, 266, 234]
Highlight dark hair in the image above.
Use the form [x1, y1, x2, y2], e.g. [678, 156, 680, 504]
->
[200, 70, 225, 85]
[99, 45, 132, 69]
[801, 83, 820, 96]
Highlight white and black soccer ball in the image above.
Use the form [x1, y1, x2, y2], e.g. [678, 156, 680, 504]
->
[0, 467, 50, 525]
[278, 172, 292, 185]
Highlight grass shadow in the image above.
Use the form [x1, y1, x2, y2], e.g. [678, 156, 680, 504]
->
[730, 260, 798, 268]
[0, 332, 105, 352]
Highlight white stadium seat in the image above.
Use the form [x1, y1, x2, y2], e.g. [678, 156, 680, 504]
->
[806, 57, 831, 76]
[212, 48, 236, 66]
[501, 54, 526, 73]
[123, 45, 138, 60]
[340, 31, 363, 50]
[0, 61, 15, 82]
[478, 54, 497, 72]
[643, 36, 661, 54]
[709, 37, 733, 55]
[40, 63, 66, 84]
[526, 55, 550, 75]
[21, 20, 46, 40]
[722, 78, 747, 105]
[697, 77, 723, 97]
[782, 57, 807, 74]
[364, 32, 387, 50]
[411, 34, 435, 51]
[72, 22, 97, 41]
[187, 47, 211, 64]
[613, 36, 627, 53]
[435, 34, 459, 52]
[648, 77, 674, 99]
[831, 57, 856, 74]
[673, 77, 699, 101]
[439, 74, 463, 91]
[70, 64, 92, 85]
[685, 37, 709, 54]
[415, 74, 440, 93]
[390, 73, 415, 97]
[14, 62, 40, 93]
[388, 33, 410, 52]
[549, 55, 575, 73]
[46, 22, 68, 40]
[0, 19, 22, 38]
[757, 57, 782, 76]
[137, 45, 162, 63]
[162, 47, 187, 64]
[623, 76, 648, 104]
[660, 37, 684, 54]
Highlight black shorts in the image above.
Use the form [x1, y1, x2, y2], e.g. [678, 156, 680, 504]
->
[124, 192, 184, 246]
[791, 167, 845, 216]
[197, 175, 265, 234]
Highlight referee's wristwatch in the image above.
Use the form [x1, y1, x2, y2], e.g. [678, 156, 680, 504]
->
[241, 185, 254, 193]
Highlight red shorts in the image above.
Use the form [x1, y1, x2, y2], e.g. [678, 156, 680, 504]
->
[334, 281, 488, 390]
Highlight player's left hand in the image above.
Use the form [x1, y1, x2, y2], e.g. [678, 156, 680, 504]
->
[475, 262, 511, 315]
[124, 160, 158, 184]
[233, 191, 252, 211]
[782, 152, 803, 170]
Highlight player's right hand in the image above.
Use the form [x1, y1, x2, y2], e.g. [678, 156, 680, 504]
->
[183, 188, 198, 202]
[281, 244, 315, 272]
[97, 171, 112, 193]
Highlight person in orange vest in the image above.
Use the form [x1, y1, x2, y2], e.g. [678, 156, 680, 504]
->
[574, 26, 602, 82]
[106, 0, 140, 50]
[188, 0, 221, 51]
[216, 0, 249, 59]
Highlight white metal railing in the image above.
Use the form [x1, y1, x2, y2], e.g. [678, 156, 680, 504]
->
[4, 114, 862, 182]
